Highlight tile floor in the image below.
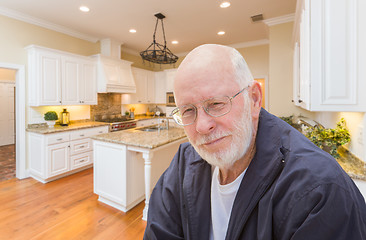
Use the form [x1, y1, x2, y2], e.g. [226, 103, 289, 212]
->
[0, 144, 15, 181]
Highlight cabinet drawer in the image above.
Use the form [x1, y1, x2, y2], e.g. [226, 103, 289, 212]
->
[47, 132, 70, 145]
[70, 151, 92, 170]
[70, 138, 92, 155]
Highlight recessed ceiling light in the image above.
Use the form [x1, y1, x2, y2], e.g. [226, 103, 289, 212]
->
[172, 40, 178, 44]
[79, 6, 90, 12]
[220, 1, 231, 8]
[217, 31, 225, 35]
[129, 29, 137, 33]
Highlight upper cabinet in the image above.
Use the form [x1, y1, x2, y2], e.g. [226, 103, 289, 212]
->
[293, 0, 366, 111]
[26, 45, 97, 106]
[130, 67, 155, 104]
[165, 69, 177, 93]
[122, 68, 173, 105]
[93, 54, 136, 94]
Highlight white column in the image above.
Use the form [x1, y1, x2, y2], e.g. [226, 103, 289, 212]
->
[142, 151, 154, 221]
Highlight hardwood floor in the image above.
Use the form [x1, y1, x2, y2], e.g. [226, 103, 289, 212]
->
[0, 168, 147, 239]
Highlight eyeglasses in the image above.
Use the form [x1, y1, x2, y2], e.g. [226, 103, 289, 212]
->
[170, 86, 249, 126]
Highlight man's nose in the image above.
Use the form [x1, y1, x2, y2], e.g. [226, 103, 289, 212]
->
[195, 107, 216, 134]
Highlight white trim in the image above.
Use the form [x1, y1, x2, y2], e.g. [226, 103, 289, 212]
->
[0, 6, 99, 43]
[0, 62, 28, 179]
[263, 13, 295, 26]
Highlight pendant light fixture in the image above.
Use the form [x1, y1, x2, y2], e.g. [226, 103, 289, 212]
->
[140, 13, 178, 65]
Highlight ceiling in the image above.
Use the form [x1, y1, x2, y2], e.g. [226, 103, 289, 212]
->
[0, 0, 297, 55]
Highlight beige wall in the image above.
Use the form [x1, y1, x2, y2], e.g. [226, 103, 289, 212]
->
[0, 68, 16, 81]
[268, 22, 315, 119]
[237, 44, 269, 78]
[0, 15, 100, 65]
[0, 15, 99, 124]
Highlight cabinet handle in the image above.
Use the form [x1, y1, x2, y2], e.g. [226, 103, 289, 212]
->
[98, 131, 103, 133]
[80, 159, 85, 163]
[57, 138, 63, 141]
[59, 101, 61, 103]
[298, 99, 303, 103]
[79, 146, 85, 148]
[80, 134, 85, 137]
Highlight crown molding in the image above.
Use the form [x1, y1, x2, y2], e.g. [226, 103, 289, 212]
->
[263, 13, 295, 26]
[0, 6, 99, 43]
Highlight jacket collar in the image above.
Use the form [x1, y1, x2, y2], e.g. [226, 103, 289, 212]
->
[225, 108, 287, 240]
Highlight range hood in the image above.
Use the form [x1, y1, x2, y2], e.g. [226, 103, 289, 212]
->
[93, 38, 136, 93]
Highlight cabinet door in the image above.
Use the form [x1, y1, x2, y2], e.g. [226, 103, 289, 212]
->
[131, 68, 147, 103]
[62, 56, 80, 105]
[47, 142, 69, 177]
[80, 60, 97, 105]
[165, 69, 177, 92]
[146, 71, 155, 103]
[38, 51, 62, 105]
[70, 151, 92, 170]
[154, 71, 166, 104]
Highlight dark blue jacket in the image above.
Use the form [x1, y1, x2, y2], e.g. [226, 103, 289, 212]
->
[144, 109, 366, 239]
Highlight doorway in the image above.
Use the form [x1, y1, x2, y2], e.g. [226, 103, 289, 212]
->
[0, 69, 16, 181]
[0, 63, 27, 180]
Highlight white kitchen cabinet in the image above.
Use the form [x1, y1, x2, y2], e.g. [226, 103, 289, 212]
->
[293, 0, 366, 111]
[47, 141, 69, 177]
[129, 67, 155, 104]
[27, 47, 62, 106]
[26, 45, 97, 106]
[154, 71, 167, 104]
[165, 69, 177, 93]
[28, 126, 108, 183]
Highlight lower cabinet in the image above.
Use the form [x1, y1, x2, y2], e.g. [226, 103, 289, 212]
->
[28, 126, 108, 183]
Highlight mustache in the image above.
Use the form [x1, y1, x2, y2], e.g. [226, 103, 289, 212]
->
[194, 131, 231, 146]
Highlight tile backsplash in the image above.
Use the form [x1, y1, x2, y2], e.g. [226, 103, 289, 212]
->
[90, 93, 122, 120]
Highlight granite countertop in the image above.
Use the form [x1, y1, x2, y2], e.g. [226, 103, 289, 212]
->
[26, 121, 109, 134]
[337, 147, 366, 181]
[92, 126, 187, 149]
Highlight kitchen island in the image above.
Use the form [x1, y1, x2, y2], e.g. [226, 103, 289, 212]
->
[92, 126, 187, 220]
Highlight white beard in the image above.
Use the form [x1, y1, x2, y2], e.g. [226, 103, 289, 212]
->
[188, 103, 253, 169]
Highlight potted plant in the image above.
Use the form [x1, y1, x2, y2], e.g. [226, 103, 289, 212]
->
[44, 111, 58, 128]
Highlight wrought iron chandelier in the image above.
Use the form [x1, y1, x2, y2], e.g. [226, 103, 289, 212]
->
[140, 13, 178, 65]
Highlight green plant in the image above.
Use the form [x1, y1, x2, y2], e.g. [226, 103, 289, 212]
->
[125, 111, 130, 116]
[304, 118, 350, 159]
[44, 111, 58, 121]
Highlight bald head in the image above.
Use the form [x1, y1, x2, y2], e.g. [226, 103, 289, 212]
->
[174, 44, 254, 94]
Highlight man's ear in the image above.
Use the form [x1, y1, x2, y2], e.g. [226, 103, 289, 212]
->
[250, 81, 262, 118]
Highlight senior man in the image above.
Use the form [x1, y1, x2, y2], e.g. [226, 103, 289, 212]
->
[144, 44, 366, 240]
